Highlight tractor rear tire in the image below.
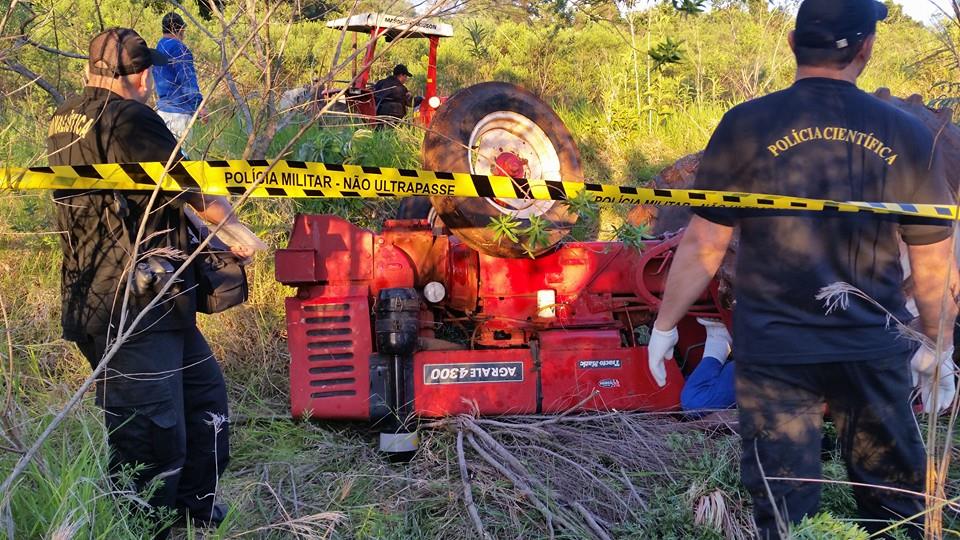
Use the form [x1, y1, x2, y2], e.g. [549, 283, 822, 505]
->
[423, 82, 584, 258]
[627, 152, 702, 235]
[396, 197, 433, 219]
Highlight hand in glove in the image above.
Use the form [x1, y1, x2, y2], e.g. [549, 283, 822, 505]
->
[911, 345, 957, 414]
[647, 326, 679, 387]
[696, 317, 732, 364]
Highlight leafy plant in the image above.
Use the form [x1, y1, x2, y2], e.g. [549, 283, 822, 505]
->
[671, 0, 707, 16]
[649, 37, 686, 71]
[614, 222, 654, 251]
[520, 215, 552, 256]
[565, 190, 602, 241]
[485, 214, 560, 257]
[487, 214, 521, 243]
[565, 190, 600, 223]
[465, 20, 491, 61]
[790, 513, 869, 540]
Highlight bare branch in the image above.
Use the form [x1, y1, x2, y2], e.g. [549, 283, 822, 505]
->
[457, 430, 492, 540]
[0, 0, 21, 38]
[19, 36, 85, 59]
[166, 0, 219, 41]
[211, 7, 254, 136]
[0, 286, 24, 455]
[1, 60, 64, 104]
[92, 0, 104, 32]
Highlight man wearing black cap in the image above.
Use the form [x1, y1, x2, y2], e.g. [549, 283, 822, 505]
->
[646, 1, 957, 537]
[46, 28, 250, 530]
[154, 12, 206, 140]
[373, 64, 414, 122]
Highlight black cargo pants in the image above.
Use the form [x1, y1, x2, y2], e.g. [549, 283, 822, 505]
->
[736, 354, 925, 539]
[78, 326, 230, 522]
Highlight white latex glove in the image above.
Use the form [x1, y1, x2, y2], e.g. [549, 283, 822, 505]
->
[647, 326, 679, 387]
[911, 345, 957, 414]
[696, 317, 732, 364]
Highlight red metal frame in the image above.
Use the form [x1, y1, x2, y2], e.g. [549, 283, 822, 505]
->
[357, 27, 383, 88]
[421, 36, 440, 126]
[538, 331, 683, 412]
[334, 27, 443, 126]
[286, 286, 373, 420]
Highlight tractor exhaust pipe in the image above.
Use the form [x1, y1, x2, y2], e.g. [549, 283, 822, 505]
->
[373, 288, 421, 458]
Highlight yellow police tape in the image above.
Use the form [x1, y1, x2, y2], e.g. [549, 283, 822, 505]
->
[0, 160, 956, 220]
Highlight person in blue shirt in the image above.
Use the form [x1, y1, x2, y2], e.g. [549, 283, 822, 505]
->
[154, 13, 205, 140]
[680, 318, 735, 412]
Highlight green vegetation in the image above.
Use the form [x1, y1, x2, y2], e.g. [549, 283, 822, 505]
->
[2, 0, 960, 538]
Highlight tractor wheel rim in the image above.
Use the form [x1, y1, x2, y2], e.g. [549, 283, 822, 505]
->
[467, 111, 560, 219]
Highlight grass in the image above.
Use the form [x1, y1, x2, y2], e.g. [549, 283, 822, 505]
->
[558, 100, 726, 187]
[3, 402, 167, 539]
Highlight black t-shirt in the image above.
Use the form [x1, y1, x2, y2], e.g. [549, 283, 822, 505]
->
[694, 78, 953, 365]
[46, 86, 196, 342]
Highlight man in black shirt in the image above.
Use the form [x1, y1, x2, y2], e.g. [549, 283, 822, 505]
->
[646, 1, 957, 537]
[373, 64, 413, 121]
[47, 28, 253, 529]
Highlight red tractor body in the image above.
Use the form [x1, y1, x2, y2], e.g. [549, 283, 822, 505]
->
[276, 215, 727, 422]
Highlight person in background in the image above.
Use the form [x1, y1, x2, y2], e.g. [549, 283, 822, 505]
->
[373, 64, 413, 122]
[154, 12, 205, 140]
[680, 318, 736, 412]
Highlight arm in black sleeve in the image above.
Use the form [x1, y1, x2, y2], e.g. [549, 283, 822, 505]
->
[373, 79, 386, 107]
[900, 140, 955, 246]
[692, 111, 747, 227]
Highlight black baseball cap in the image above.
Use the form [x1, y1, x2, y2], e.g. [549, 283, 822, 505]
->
[795, 0, 888, 50]
[88, 28, 168, 77]
[393, 64, 412, 77]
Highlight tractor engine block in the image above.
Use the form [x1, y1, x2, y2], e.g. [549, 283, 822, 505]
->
[276, 215, 727, 421]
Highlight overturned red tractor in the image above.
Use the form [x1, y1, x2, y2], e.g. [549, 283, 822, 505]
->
[276, 83, 732, 453]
